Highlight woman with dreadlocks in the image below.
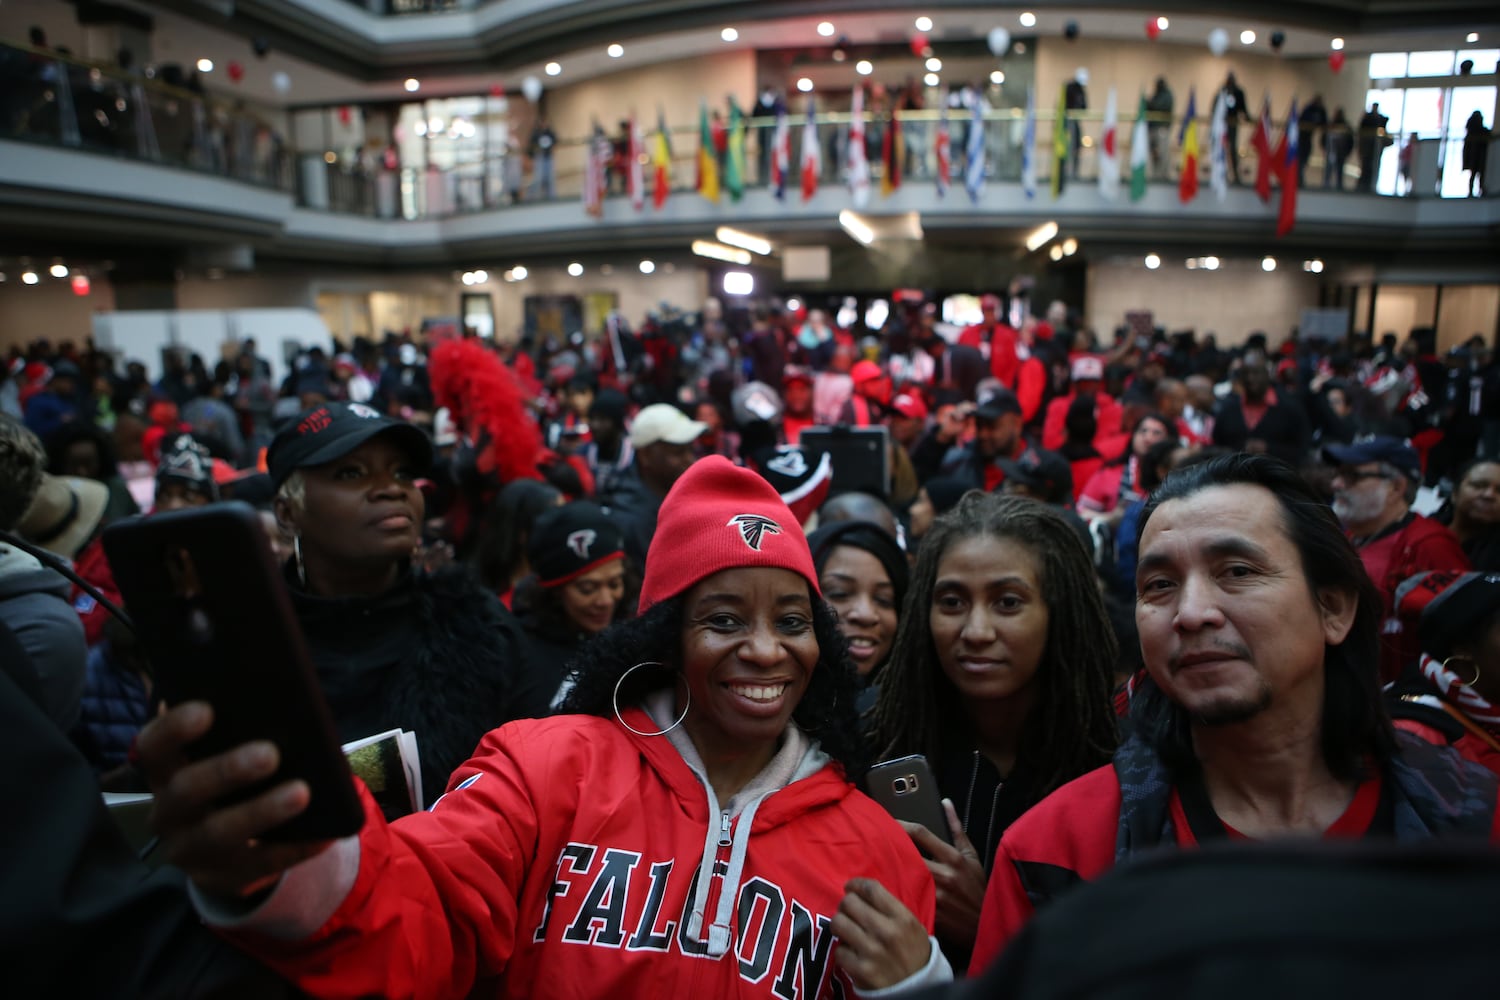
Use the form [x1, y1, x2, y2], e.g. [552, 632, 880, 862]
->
[134, 456, 952, 999]
[867, 491, 1118, 969]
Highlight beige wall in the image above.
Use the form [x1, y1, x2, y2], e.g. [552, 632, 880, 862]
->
[1371, 283, 1438, 338]
[0, 279, 117, 351]
[1086, 257, 1320, 344]
[486, 266, 710, 345]
[1436, 284, 1500, 350]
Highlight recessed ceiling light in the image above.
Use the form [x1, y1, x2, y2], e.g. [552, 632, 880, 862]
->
[196, 58, 213, 73]
[1331, 37, 1345, 50]
[1240, 30, 1257, 45]
[1049, 245, 1064, 261]
[915, 16, 933, 32]
[472, 269, 488, 283]
[1156, 17, 1169, 31]
[404, 78, 420, 92]
[797, 77, 814, 93]
[639, 260, 655, 274]
[924, 73, 940, 87]
[1467, 32, 1479, 43]
[1144, 253, 1161, 270]
[856, 60, 873, 76]
[1019, 12, 1037, 28]
[511, 265, 528, 280]
[925, 57, 942, 72]
[22, 271, 39, 285]
[990, 70, 1005, 85]
[721, 27, 738, 42]
[545, 62, 561, 76]
[49, 263, 69, 278]
[817, 21, 835, 37]
[568, 262, 583, 276]
[607, 43, 624, 58]
[1261, 256, 1277, 272]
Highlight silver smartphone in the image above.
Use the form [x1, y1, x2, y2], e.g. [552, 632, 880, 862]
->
[867, 754, 952, 845]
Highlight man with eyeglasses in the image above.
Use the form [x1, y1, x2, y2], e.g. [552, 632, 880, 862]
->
[1324, 436, 1469, 683]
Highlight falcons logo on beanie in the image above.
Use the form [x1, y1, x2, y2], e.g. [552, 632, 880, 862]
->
[567, 529, 597, 559]
[728, 514, 782, 551]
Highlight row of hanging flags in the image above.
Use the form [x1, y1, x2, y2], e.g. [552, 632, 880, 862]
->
[587, 87, 1301, 236]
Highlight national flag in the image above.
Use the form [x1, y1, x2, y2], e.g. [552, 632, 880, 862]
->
[1051, 83, 1068, 199]
[696, 100, 719, 202]
[1250, 98, 1274, 202]
[1209, 91, 1228, 201]
[964, 94, 986, 203]
[1129, 92, 1149, 201]
[848, 85, 871, 207]
[881, 105, 904, 197]
[934, 105, 951, 197]
[725, 97, 745, 201]
[770, 103, 790, 200]
[800, 98, 821, 201]
[628, 113, 645, 211]
[651, 109, 672, 210]
[1098, 87, 1120, 201]
[1277, 99, 1299, 237]
[1021, 87, 1037, 199]
[1178, 88, 1199, 203]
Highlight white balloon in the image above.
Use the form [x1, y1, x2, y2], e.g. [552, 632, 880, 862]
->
[987, 27, 1011, 56]
[271, 70, 291, 93]
[1207, 28, 1229, 56]
[521, 75, 543, 103]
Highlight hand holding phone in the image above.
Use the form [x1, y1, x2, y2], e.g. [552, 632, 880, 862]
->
[867, 755, 952, 845]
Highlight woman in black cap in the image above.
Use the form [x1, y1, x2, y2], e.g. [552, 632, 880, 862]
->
[516, 501, 632, 707]
[1388, 571, 1500, 775]
[269, 402, 541, 805]
[807, 520, 908, 714]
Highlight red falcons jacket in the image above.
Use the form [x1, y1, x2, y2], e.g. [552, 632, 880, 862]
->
[222, 710, 936, 999]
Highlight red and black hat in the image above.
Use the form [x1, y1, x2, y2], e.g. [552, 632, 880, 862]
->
[268, 402, 432, 489]
[156, 433, 220, 502]
[749, 445, 834, 527]
[527, 501, 625, 588]
[1398, 571, 1500, 661]
[639, 455, 820, 610]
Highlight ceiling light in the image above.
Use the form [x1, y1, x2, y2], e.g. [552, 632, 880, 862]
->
[721, 27, 738, 42]
[21, 271, 39, 285]
[1048, 245, 1064, 261]
[512, 265, 528, 280]
[607, 43, 624, 58]
[692, 240, 753, 265]
[990, 70, 1006, 85]
[722, 271, 755, 297]
[1261, 256, 1276, 272]
[1331, 37, 1345, 50]
[472, 269, 488, 283]
[196, 58, 214, 73]
[1144, 253, 1161, 270]
[545, 61, 561, 76]
[1061, 238, 1078, 256]
[786, 297, 802, 312]
[49, 263, 69, 278]
[856, 60, 873, 76]
[404, 78, 420, 92]
[461, 272, 476, 285]
[925, 57, 942, 72]
[639, 259, 655, 274]
[1156, 17, 1169, 31]
[1024, 220, 1058, 252]
[1240, 30, 1256, 45]
[924, 72, 940, 87]
[838, 210, 876, 246]
[568, 262, 584, 276]
[1466, 32, 1479, 43]
[1203, 255, 1221, 270]
[1303, 258, 1325, 273]
[797, 77, 814, 93]
[1019, 12, 1037, 28]
[716, 226, 773, 255]
[915, 16, 933, 32]
[817, 21, 835, 37]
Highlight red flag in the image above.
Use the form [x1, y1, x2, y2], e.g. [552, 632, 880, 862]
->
[800, 99, 821, 201]
[934, 108, 951, 197]
[881, 110, 903, 197]
[1250, 99, 1274, 203]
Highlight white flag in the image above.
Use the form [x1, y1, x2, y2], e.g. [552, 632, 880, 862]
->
[1098, 87, 1120, 201]
[848, 86, 871, 208]
[1020, 87, 1036, 199]
[1210, 91, 1229, 201]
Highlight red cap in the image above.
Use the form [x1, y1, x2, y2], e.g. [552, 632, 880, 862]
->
[980, 293, 1002, 311]
[639, 455, 820, 610]
[850, 359, 884, 384]
[890, 392, 928, 420]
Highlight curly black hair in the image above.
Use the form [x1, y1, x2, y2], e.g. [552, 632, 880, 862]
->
[558, 592, 870, 780]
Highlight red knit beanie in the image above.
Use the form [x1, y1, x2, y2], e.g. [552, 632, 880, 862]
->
[639, 455, 820, 610]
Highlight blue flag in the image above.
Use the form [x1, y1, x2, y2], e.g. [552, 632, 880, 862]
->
[964, 97, 986, 203]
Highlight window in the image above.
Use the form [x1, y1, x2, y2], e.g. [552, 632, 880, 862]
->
[1457, 49, 1500, 74]
[1368, 52, 1408, 79]
[1406, 51, 1457, 77]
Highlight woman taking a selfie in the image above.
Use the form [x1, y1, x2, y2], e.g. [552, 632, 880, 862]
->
[137, 456, 951, 999]
[867, 492, 1118, 967]
[268, 402, 539, 806]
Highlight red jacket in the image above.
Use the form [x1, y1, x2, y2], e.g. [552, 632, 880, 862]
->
[1353, 514, 1470, 684]
[1041, 392, 1124, 460]
[224, 710, 936, 999]
[957, 323, 1021, 388]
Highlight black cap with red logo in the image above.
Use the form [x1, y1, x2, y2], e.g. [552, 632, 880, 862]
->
[268, 402, 433, 489]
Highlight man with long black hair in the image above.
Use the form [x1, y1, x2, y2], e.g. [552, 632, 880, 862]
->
[968, 453, 1498, 971]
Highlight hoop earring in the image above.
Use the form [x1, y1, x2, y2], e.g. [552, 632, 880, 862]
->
[613, 661, 690, 737]
[293, 535, 307, 588]
[1444, 655, 1482, 689]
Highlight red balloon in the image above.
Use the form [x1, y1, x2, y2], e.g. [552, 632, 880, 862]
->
[338, 105, 352, 126]
[489, 83, 504, 97]
[1145, 18, 1161, 40]
[1329, 50, 1346, 73]
[910, 33, 929, 58]
[227, 60, 244, 83]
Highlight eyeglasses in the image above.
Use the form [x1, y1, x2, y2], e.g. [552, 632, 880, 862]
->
[1334, 467, 1391, 484]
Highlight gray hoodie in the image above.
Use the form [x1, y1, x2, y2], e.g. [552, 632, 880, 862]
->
[0, 544, 86, 731]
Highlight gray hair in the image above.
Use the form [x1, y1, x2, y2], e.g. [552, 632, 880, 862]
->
[0, 415, 47, 531]
[1381, 462, 1419, 504]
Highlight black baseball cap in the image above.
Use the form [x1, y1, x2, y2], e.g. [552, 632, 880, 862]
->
[975, 389, 1023, 422]
[527, 500, 625, 587]
[1322, 435, 1421, 484]
[268, 402, 433, 489]
[998, 448, 1074, 504]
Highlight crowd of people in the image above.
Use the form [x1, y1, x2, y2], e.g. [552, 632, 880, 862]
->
[3, 289, 1499, 996]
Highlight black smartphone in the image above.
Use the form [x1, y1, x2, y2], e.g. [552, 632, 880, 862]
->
[867, 754, 952, 846]
[103, 503, 364, 842]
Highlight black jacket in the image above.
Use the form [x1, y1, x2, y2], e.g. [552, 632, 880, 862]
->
[289, 562, 540, 805]
[1212, 393, 1310, 467]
